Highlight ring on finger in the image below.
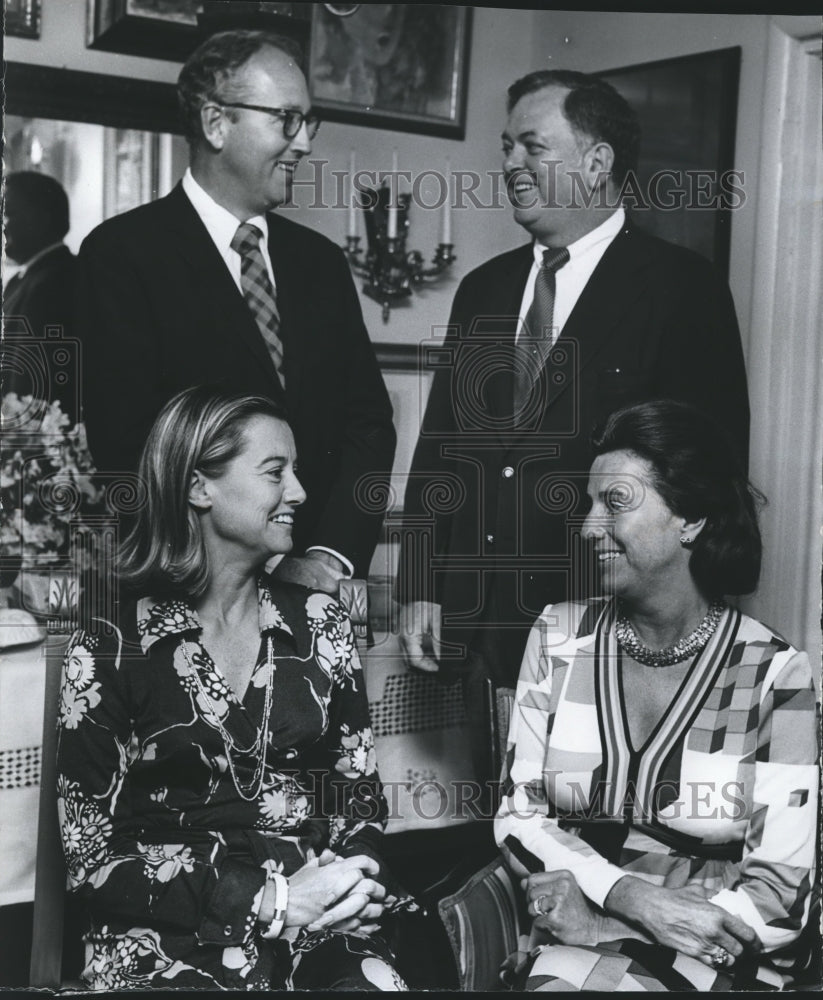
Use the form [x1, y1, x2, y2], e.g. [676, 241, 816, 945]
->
[533, 894, 552, 916]
[709, 947, 732, 969]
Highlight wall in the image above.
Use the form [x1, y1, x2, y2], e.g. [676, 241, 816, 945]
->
[3, 0, 182, 82]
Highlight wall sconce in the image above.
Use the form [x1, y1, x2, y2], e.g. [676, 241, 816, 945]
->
[342, 155, 455, 323]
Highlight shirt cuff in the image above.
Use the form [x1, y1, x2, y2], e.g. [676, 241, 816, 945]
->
[306, 546, 354, 578]
[575, 859, 628, 909]
[198, 858, 266, 946]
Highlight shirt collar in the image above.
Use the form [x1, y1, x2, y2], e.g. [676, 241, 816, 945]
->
[533, 207, 625, 266]
[13, 241, 65, 277]
[136, 580, 293, 655]
[182, 168, 269, 252]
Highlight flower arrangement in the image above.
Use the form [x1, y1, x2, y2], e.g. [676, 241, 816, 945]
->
[1, 393, 106, 572]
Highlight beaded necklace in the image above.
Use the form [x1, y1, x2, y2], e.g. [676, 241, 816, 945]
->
[615, 601, 725, 667]
[181, 635, 274, 801]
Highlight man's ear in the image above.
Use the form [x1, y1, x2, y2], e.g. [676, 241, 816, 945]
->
[585, 141, 615, 192]
[189, 470, 212, 511]
[200, 103, 227, 152]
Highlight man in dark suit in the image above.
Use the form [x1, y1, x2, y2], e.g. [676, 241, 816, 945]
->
[397, 69, 750, 694]
[3, 172, 80, 424]
[78, 30, 395, 589]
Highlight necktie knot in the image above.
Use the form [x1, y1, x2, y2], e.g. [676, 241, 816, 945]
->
[541, 246, 570, 273]
[231, 221, 263, 257]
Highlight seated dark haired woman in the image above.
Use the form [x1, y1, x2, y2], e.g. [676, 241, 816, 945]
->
[495, 399, 818, 991]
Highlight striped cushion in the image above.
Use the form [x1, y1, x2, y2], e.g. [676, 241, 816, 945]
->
[437, 857, 521, 992]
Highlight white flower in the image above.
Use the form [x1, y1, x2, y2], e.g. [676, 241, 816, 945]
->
[260, 789, 289, 822]
[64, 644, 96, 690]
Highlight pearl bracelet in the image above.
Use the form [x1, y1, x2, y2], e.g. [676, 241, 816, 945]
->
[262, 872, 289, 940]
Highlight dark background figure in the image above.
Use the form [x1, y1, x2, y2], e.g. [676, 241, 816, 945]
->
[77, 29, 395, 592]
[3, 171, 80, 425]
[397, 69, 751, 786]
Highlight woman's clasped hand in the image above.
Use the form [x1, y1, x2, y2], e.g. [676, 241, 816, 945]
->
[273, 851, 387, 937]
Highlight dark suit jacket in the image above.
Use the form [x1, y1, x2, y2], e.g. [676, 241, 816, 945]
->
[398, 222, 750, 683]
[2, 245, 80, 424]
[77, 184, 396, 577]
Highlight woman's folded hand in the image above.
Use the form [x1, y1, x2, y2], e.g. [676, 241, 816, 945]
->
[284, 853, 381, 931]
[309, 875, 387, 936]
[524, 870, 603, 945]
[605, 877, 761, 967]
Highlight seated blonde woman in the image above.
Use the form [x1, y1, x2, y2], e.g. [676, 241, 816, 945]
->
[495, 399, 818, 991]
[56, 386, 411, 991]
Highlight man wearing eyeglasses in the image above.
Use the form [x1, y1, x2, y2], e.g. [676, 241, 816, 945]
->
[77, 29, 396, 592]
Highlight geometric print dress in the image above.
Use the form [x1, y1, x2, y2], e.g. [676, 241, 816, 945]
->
[55, 580, 411, 991]
[495, 598, 819, 991]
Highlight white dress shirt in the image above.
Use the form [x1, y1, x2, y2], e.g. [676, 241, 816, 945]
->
[180, 169, 353, 577]
[516, 207, 625, 345]
[182, 168, 277, 290]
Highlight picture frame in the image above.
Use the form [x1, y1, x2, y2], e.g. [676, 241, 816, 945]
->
[374, 343, 433, 517]
[86, 0, 201, 61]
[103, 128, 174, 219]
[4, 0, 42, 38]
[85, 1, 313, 63]
[598, 46, 741, 279]
[309, 4, 472, 139]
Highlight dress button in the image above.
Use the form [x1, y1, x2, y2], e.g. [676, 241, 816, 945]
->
[502, 466, 514, 479]
[486, 534, 495, 544]
[223, 925, 232, 937]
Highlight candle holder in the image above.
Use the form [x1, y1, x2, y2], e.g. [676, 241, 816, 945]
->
[343, 182, 456, 323]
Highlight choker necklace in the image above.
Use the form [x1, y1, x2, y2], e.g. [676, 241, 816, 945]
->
[615, 601, 725, 667]
[180, 636, 275, 801]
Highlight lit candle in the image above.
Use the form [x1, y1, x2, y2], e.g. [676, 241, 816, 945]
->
[441, 157, 452, 245]
[387, 148, 398, 239]
[348, 149, 357, 238]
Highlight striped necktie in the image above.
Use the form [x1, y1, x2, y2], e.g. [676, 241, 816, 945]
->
[514, 246, 570, 420]
[231, 222, 286, 389]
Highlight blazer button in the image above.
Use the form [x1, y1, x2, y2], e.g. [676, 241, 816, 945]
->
[223, 925, 233, 937]
[502, 466, 514, 479]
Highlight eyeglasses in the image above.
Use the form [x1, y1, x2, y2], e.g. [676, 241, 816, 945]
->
[218, 102, 320, 140]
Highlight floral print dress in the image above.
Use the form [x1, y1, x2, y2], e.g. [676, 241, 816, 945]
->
[56, 580, 409, 991]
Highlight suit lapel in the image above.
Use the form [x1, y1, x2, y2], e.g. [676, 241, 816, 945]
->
[162, 185, 284, 390]
[265, 213, 302, 408]
[479, 245, 532, 444]
[520, 224, 655, 427]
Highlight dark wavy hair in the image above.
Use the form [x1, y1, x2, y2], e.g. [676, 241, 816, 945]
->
[119, 385, 289, 599]
[590, 399, 764, 597]
[506, 69, 640, 186]
[177, 29, 304, 144]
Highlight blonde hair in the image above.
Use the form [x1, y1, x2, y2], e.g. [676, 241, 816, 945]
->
[118, 385, 288, 598]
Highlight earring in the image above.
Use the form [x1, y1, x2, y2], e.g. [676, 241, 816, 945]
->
[680, 535, 692, 545]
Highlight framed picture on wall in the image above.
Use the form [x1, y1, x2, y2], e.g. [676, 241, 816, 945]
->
[598, 46, 741, 278]
[86, 2, 313, 63]
[86, 0, 200, 60]
[4, 0, 42, 38]
[309, 4, 472, 139]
